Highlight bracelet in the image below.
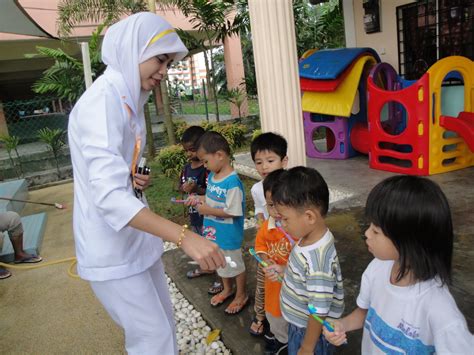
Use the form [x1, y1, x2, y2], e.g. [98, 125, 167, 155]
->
[177, 224, 188, 248]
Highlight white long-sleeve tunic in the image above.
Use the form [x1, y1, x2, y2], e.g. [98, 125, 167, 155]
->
[68, 69, 163, 281]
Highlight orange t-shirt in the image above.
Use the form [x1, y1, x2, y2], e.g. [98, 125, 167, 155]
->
[254, 217, 293, 317]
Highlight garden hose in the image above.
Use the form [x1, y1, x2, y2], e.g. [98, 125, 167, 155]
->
[0, 257, 80, 279]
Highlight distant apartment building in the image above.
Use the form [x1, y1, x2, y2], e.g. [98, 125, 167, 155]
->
[168, 51, 208, 95]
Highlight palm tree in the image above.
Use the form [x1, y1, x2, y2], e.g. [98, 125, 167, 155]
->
[168, 0, 247, 122]
[57, 0, 147, 37]
[0, 135, 23, 178]
[27, 25, 105, 102]
[37, 128, 67, 178]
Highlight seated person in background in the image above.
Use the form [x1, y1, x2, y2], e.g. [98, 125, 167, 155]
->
[0, 211, 43, 279]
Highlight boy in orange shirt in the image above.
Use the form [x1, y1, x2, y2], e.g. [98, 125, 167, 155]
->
[255, 169, 295, 354]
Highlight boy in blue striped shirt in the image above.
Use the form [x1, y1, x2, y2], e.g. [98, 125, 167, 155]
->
[192, 131, 249, 315]
[265, 167, 344, 354]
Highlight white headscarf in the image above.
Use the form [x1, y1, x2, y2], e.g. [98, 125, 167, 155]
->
[101, 12, 188, 114]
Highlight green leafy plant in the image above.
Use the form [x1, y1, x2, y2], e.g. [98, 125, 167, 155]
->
[224, 86, 247, 119]
[251, 129, 262, 142]
[155, 145, 188, 178]
[37, 128, 67, 178]
[0, 134, 23, 178]
[27, 25, 106, 102]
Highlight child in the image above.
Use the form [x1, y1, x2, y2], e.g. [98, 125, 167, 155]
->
[323, 175, 474, 353]
[179, 125, 207, 236]
[249, 132, 288, 337]
[180, 126, 223, 294]
[255, 169, 293, 354]
[193, 131, 249, 314]
[266, 167, 344, 355]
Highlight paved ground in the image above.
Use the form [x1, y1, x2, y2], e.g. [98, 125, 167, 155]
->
[0, 154, 472, 354]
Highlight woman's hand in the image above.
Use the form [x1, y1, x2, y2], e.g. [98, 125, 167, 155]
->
[181, 231, 226, 271]
[322, 319, 347, 346]
[134, 173, 151, 191]
[264, 263, 284, 282]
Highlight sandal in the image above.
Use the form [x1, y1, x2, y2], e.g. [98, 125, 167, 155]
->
[249, 317, 267, 336]
[225, 295, 249, 315]
[210, 292, 235, 307]
[0, 267, 11, 280]
[208, 281, 224, 295]
[13, 255, 42, 264]
[186, 268, 214, 279]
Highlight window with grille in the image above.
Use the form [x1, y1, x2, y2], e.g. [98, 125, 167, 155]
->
[397, 0, 474, 80]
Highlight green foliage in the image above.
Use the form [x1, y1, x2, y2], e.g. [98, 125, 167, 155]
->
[37, 128, 67, 177]
[251, 129, 262, 142]
[224, 86, 247, 119]
[174, 121, 189, 143]
[57, 0, 147, 36]
[0, 134, 23, 178]
[28, 26, 106, 102]
[200, 122, 247, 152]
[156, 144, 188, 178]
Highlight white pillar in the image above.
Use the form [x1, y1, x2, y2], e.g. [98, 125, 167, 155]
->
[80, 42, 93, 89]
[343, 0, 356, 48]
[248, 0, 306, 167]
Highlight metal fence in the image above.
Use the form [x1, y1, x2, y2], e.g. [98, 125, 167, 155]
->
[1, 97, 69, 144]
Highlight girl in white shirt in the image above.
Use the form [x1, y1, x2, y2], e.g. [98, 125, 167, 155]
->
[68, 12, 224, 354]
[323, 175, 473, 354]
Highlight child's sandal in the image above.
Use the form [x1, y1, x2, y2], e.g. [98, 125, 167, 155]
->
[249, 317, 266, 336]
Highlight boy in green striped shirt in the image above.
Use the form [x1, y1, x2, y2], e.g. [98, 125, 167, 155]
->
[264, 167, 344, 355]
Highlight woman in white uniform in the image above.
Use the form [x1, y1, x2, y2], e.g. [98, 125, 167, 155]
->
[68, 12, 225, 354]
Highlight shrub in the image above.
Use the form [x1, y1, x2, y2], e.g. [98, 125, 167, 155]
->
[173, 120, 188, 143]
[251, 128, 262, 142]
[155, 144, 187, 178]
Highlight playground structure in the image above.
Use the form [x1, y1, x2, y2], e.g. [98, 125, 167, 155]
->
[300, 48, 474, 176]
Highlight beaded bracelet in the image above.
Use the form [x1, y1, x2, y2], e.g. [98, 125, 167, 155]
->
[177, 224, 188, 248]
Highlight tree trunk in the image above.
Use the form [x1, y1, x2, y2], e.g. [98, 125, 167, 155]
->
[144, 101, 156, 158]
[209, 49, 220, 122]
[161, 76, 176, 145]
[203, 50, 214, 101]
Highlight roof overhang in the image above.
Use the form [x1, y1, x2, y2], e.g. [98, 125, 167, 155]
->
[0, 0, 55, 38]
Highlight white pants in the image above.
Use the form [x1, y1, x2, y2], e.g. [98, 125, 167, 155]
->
[90, 260, 176, 355]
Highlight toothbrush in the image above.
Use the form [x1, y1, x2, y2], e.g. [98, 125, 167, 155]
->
[170, 197, 187, 203]
[307, 304, 335, 331]
[249, 248, 283, 282]
[275, 220, 295, 245]
[308, 304, 347, 343]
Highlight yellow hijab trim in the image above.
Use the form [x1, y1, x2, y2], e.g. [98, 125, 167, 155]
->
[148, 28, 176, 47]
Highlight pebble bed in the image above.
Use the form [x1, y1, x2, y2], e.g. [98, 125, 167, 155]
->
[163, 217, 257, 355]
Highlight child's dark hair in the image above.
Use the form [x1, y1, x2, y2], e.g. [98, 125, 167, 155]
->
[197, 131, 231, 156]
[366, 175, 453, 285]
[181, 126, 205, 145]
[250, 132, 288, 161]
[271, 166, 329, 216]
[263, 169, 285, 195]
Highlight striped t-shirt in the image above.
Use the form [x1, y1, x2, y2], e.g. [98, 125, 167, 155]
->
[280, 229, 344, 328]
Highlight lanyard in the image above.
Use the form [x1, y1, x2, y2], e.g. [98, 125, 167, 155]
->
[124, 103, 142, 187]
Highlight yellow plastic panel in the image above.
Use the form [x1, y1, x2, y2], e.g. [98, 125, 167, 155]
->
[302, 56, 377, 118]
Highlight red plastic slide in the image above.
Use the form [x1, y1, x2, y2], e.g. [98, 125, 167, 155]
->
[439, 111, 474, 152]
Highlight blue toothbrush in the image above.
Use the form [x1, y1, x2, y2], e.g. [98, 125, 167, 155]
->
[249, 248, 283, 282]
[308, 304, 335, 331]
[308, 304, 347, 344]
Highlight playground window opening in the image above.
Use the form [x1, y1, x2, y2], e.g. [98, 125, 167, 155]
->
[396, 0, 474, 80]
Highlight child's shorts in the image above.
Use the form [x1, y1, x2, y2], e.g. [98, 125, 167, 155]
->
[217, 249, 245, 278]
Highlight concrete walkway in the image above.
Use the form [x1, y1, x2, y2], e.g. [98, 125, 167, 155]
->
[0, 155, 472, 354]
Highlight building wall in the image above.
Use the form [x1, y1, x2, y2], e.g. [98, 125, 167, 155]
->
[352, 0, 415, 69]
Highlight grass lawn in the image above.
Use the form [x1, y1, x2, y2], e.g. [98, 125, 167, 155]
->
[146, 160, 257, 224]
[179, 98, 259, 116]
